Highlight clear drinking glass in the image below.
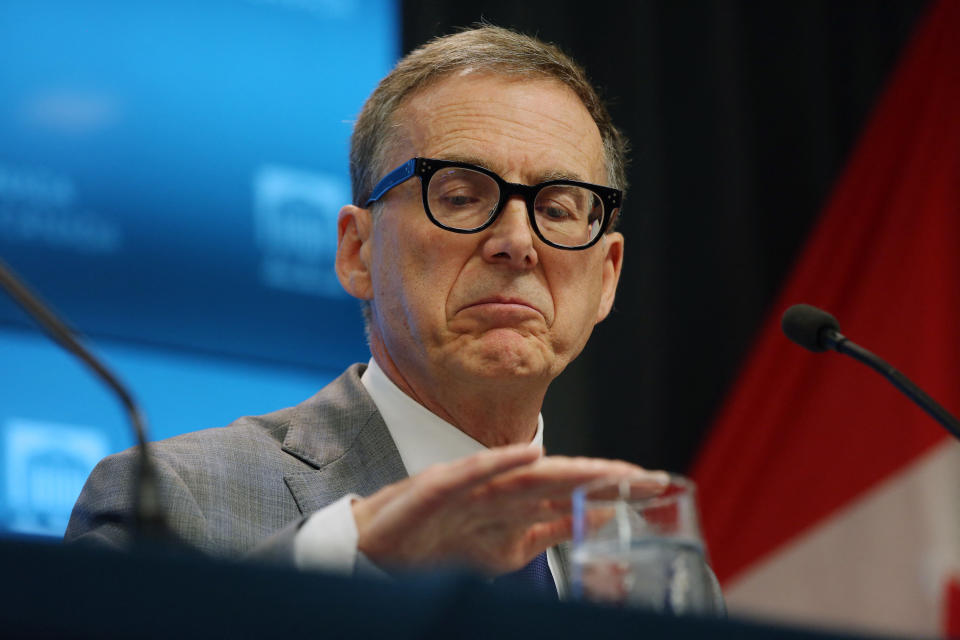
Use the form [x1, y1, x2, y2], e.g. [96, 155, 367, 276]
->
[571, 475, 720, 615]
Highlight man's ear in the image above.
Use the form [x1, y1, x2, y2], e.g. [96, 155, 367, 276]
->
[595, 231, 624, 324]
[335, 204, 374, 300]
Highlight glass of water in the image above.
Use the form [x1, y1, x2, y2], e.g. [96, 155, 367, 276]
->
[571, 475, 720, 615]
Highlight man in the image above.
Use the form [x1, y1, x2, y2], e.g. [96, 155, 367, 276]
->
[66, 26, 678, 597]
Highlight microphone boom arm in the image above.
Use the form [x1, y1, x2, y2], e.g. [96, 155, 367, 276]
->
[823, 327, 960, 441]
[0, 257, 166, 539]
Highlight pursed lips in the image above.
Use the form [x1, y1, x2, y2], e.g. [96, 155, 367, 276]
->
[460, 296, 546, 321]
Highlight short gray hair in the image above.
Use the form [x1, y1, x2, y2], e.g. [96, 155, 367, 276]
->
[350, 24, 629, 210]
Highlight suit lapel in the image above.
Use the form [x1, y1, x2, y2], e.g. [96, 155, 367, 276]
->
[275, 364, 594, 601]
[280, 364, 408, 514]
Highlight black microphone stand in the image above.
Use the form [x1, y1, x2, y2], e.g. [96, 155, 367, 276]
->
[819, 326, 960, 441]
[0, 257, 167, 540]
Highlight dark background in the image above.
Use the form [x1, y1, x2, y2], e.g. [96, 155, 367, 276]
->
[402, 0, 929, 472]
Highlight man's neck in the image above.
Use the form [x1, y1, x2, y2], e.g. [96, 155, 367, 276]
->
[368, 347, 546, 448]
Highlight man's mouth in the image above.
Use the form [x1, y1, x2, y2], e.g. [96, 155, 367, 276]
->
[468, 296, 534, 309]
[460, 297, 545, 323]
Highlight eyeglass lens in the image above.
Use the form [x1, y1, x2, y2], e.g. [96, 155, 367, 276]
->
[426, 167, 605, 248]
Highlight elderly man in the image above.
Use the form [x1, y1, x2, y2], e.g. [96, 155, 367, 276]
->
[67, 26, 676, 598]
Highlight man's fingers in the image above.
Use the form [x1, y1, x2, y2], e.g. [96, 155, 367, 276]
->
[458, 458, 671, 545]
[519, 510, 615, 559]
[407, 444, 541, 510]
[484, 457, 669, 502]
[355, 450, 670, 575]
[522, 516, 576, 557]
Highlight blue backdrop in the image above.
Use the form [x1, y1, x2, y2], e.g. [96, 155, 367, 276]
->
[0, 0, 398, 536]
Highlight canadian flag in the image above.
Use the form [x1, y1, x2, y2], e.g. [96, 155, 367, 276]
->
[690, 1, 960, 637]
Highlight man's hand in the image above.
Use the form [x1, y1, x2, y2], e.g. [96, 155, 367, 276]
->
[351, 445, 668, 575]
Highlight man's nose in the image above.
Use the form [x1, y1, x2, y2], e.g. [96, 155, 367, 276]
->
[480, 196, 539, 269]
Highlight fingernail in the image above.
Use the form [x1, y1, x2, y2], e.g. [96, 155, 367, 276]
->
[649, 471, 671, 486]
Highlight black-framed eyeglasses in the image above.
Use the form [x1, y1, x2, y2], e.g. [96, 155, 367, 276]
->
[364, 157, 622, 250]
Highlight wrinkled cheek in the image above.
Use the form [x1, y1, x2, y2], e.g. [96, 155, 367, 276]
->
[551, 314, 597, 365]
[390, 262, 450, 344]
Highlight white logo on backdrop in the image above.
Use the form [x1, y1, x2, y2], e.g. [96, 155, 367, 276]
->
[3, 418, 110, 537]
[253, 165, 348, 297]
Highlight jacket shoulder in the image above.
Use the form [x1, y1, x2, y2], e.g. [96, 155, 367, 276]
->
[64, 363, 373, 555]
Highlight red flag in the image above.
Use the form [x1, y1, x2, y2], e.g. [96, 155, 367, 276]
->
[691, 0, 960, 635]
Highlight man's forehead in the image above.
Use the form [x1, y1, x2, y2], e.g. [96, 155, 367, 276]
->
[432, 152, 590, 184]
[388, 72, 606, 184]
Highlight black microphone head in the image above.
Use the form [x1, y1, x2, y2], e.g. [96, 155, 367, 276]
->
[781, 304, 841, 352]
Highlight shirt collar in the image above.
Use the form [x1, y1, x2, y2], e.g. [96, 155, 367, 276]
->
[360, 358, 544, 476]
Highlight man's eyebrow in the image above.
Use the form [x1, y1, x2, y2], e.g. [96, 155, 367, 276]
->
[535, 168, 586, 183]
[437, 154, 493, 171]
[434, 154, 587, 184]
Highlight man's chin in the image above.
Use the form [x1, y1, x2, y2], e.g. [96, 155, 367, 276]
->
[444, 330, 559, 381]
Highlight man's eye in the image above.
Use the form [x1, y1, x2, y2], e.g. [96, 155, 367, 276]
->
[537, 200, 578, 221]
[542, 205, 571, 220]
[441, 192, 480, 207]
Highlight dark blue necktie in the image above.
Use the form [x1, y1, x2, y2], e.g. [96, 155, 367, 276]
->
[495, 551, 556, 599]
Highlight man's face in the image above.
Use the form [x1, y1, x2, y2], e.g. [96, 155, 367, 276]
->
[342, 72, 624, 391]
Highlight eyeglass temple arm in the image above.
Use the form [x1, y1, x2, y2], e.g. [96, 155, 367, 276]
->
[364, 159, 418, 207]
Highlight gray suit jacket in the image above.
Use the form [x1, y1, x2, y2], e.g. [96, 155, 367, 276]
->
[66, 362, 722, 609]
[67, 364, 398, 554]
[66, 364, 581, 583]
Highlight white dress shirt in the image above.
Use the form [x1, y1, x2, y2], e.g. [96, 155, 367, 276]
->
[293, 359, 561, 596]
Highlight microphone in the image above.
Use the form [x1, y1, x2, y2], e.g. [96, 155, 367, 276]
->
[782, 303, 960, 441]
[0, 257, 168, 541]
